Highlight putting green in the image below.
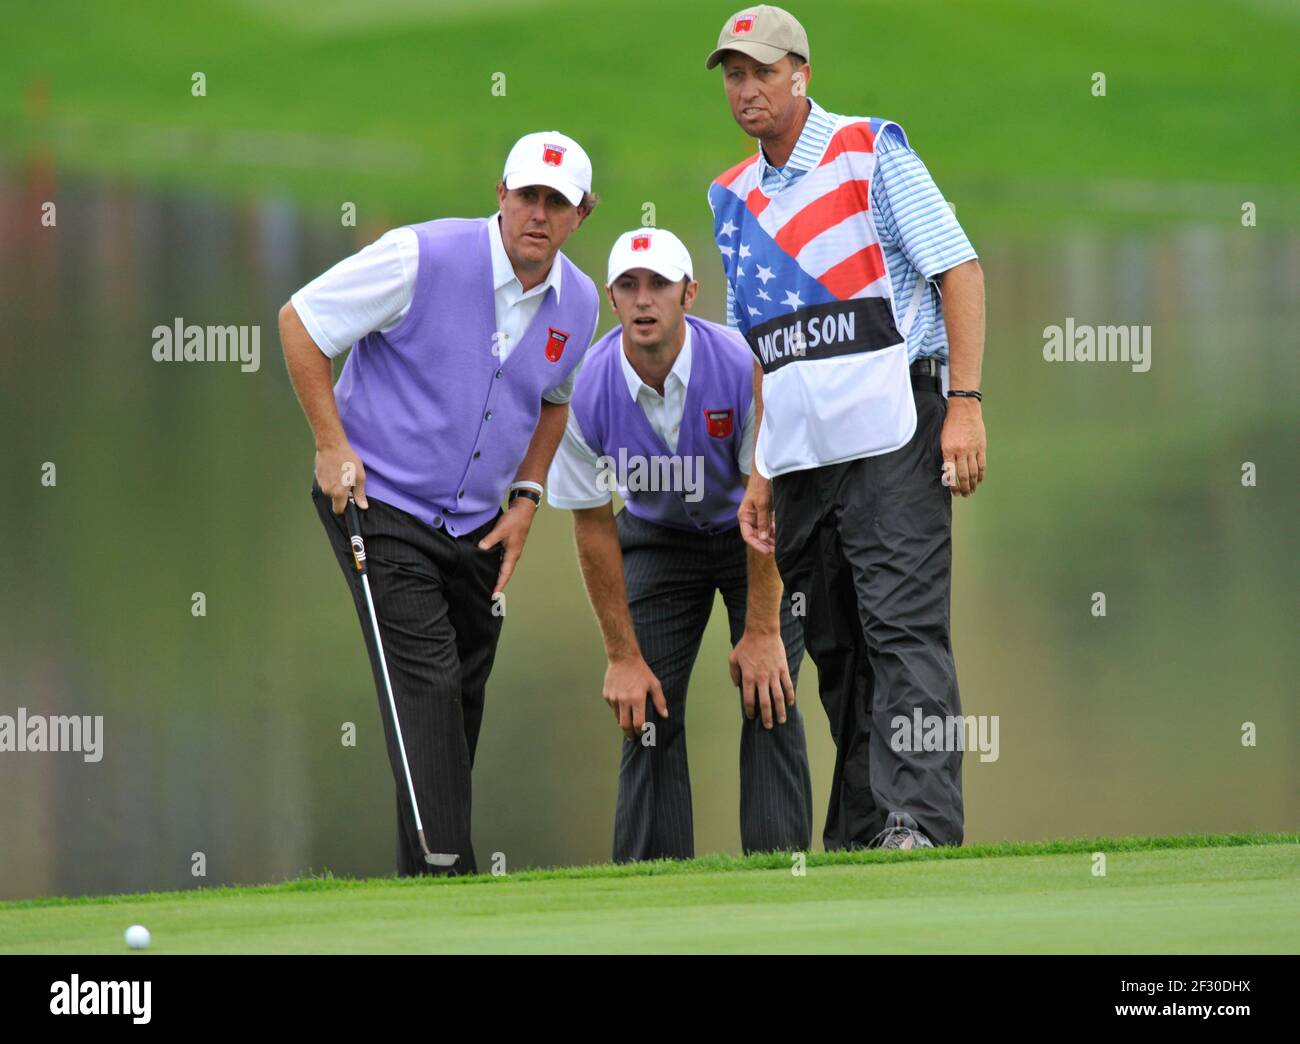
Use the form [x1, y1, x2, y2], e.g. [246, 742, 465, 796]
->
[2, 834, 1295, 954]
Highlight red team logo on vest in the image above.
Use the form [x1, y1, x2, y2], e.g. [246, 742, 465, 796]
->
[631, 234, 651, 251]
[732, 15, 754, 33]
[704, 408, 734, 439]
[545, 327, 569, 362]
[542, 144, 566, 166]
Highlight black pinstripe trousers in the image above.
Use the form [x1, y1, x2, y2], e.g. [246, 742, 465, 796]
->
[312, 481, 504, 876]
[612, 510, 813, 862]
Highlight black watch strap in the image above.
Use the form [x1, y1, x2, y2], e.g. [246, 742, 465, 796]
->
[509, 488, 542, 506]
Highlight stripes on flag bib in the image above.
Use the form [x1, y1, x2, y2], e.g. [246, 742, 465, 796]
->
[708, 115, 925, 477]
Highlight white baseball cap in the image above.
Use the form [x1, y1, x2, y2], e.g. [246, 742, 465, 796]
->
[502, 131, 592, 207]
[606, 228, 694, 286]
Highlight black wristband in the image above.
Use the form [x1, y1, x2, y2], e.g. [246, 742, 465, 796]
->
[948, 389, 983, 402]
[509, 488, 541, 507]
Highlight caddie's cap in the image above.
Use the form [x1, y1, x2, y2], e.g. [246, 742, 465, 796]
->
[705, 5, 809, 70]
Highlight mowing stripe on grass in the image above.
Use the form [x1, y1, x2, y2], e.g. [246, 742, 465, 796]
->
[3, 831, 1294, 911]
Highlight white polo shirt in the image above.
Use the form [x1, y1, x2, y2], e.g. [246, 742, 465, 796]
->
[290, 213, 578, 403]
[547, 324, 758, 509]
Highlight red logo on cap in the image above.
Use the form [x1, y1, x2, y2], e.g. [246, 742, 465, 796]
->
[542, 144, 566, 166]
[733, 15, 754, 33]
[705, 408, 735, 439]
[631, 234, 651, 251]
[545, 327, 569, 362]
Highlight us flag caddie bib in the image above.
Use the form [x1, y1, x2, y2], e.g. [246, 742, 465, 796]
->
[708, 115, 926, 477]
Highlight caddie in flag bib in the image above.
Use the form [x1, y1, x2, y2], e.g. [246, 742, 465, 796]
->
[705, 5, 986, 857]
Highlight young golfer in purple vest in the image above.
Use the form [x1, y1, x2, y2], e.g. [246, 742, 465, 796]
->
[279, 132, 601, 875]
[549, 228, 812, 861]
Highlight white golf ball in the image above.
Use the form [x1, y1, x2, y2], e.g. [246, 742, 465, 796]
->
[124, 925, 150, 950]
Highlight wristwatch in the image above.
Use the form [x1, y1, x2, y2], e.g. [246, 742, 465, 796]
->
[509, 482, 542, 507]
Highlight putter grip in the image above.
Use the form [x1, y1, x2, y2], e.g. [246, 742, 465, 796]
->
[345, 497, 366, 572]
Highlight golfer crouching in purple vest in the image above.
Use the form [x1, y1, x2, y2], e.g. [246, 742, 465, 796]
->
[278, 132, 601, 875]
[548, 228, 812, 862]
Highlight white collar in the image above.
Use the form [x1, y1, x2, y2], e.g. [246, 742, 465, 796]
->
[619, 321, 693, 403]
[487, 212, 563, 301]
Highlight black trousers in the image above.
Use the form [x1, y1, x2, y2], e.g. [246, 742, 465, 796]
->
[613, 510, 813, 862]
[312, 482, 504, 876]
[772, 385, 965, 848]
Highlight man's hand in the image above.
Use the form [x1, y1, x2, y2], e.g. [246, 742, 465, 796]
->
[603, 655, 669, 742]
[477, 497, 538, 595]
[941, 398, 987, 497]
[316, 441, 368, 515]
[738, 473, 776, 554]
[729, 628, 795, 729]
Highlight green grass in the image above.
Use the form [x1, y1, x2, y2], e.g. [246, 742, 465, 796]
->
[3, 833, 1296, 954]
[1, 0, 1297, 237]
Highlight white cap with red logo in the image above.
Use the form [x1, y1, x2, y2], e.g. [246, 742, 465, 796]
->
[606, 228, 694, 286]
[502, 131, 592, 207]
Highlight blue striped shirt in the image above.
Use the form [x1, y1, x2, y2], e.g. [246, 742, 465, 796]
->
[724, 98, 977, 361]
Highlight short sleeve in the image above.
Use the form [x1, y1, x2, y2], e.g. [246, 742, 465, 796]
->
[289, 227, 420, 357]
[543, 355, 581, 405]
[870, 128, 977, 280]
[737, 398, 757, 476]
[546, 408, 612, 509]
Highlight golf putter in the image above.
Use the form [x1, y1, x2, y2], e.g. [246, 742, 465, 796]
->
[345, 492, 458, 868]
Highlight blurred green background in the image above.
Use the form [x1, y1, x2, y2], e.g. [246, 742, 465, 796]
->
[0, 0, 1296, 900]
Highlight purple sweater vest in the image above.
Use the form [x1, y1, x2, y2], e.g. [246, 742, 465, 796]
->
[333, 218, 598, 537]
[571, 316, 754, 534]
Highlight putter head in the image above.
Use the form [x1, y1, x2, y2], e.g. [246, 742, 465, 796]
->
[417, 830, 459, 868]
